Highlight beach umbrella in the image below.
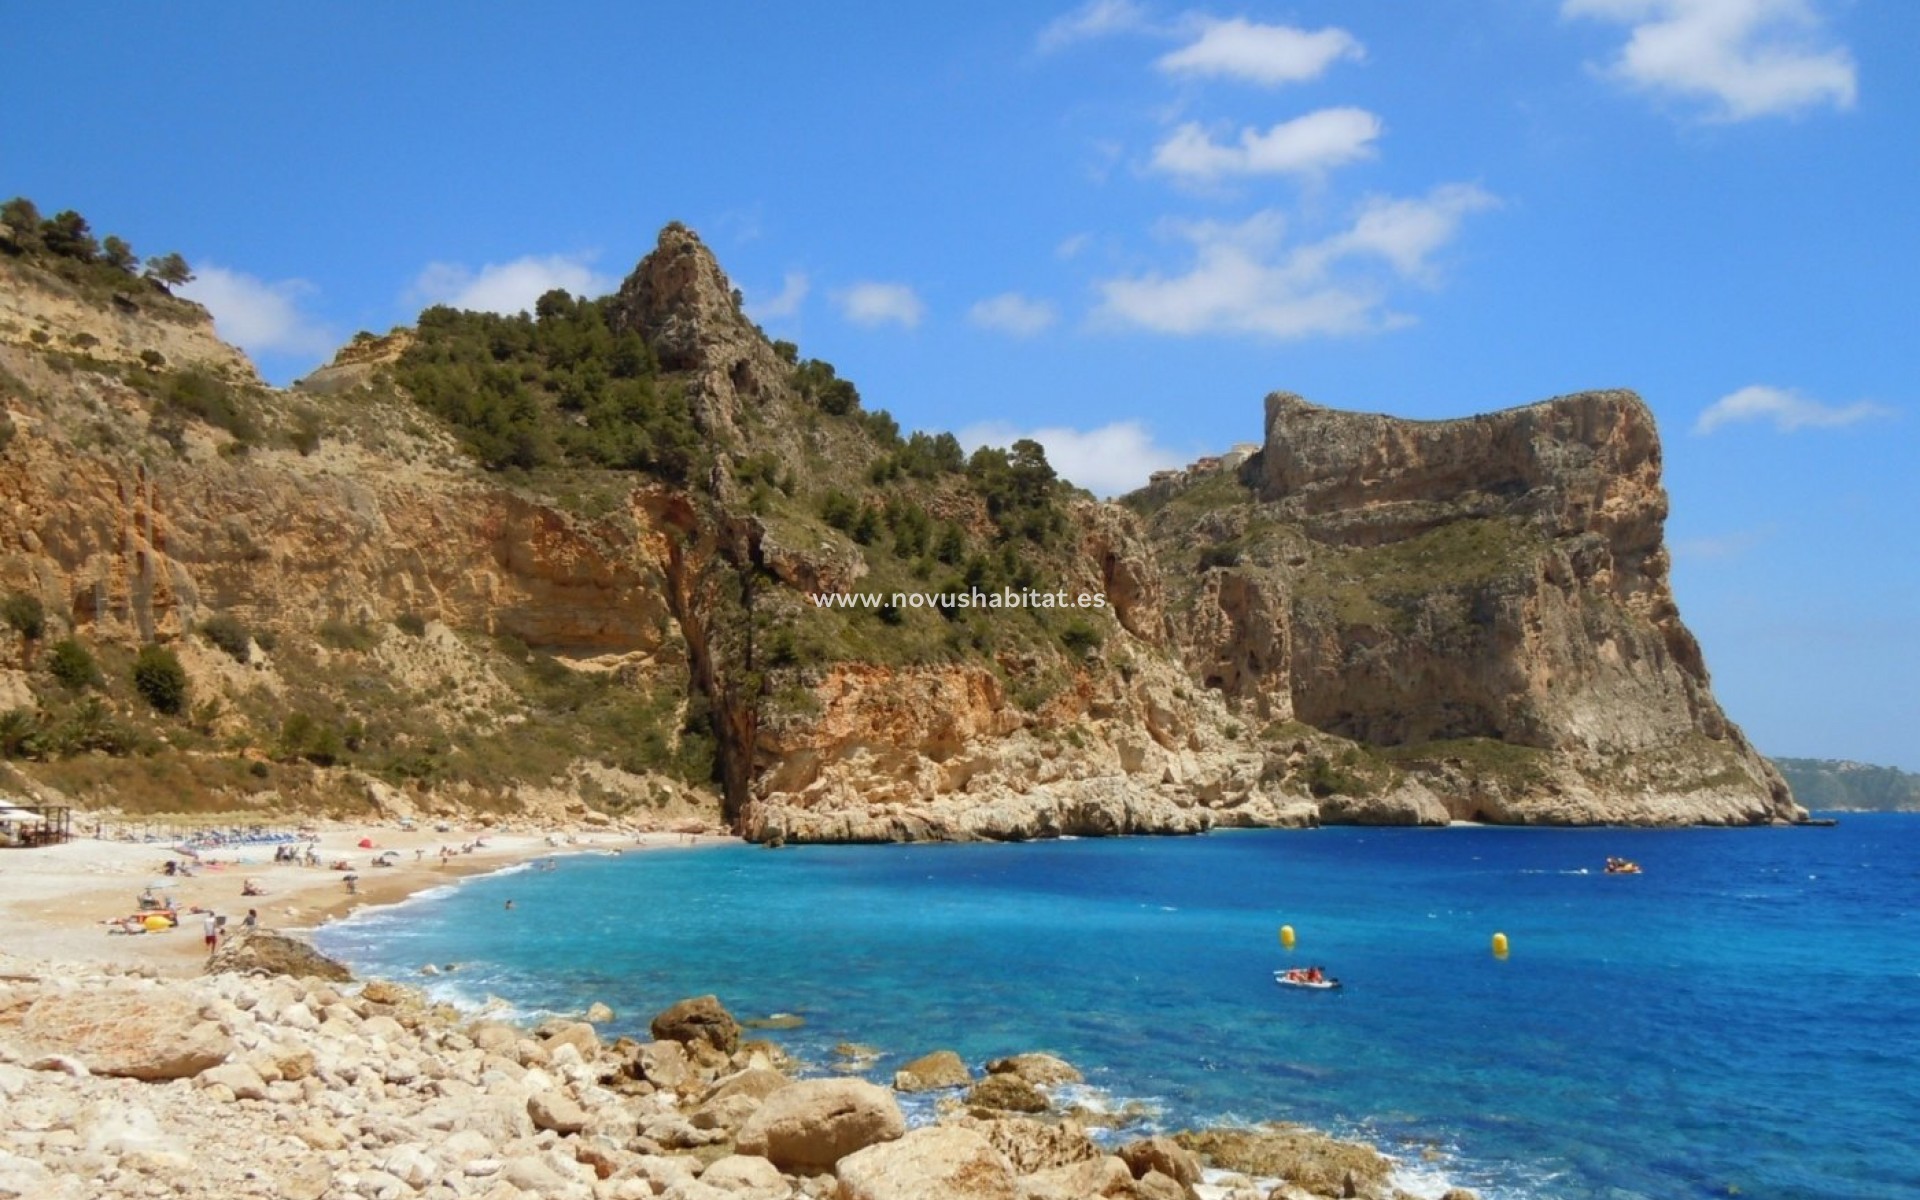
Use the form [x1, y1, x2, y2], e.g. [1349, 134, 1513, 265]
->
[357, 837, 375, 848]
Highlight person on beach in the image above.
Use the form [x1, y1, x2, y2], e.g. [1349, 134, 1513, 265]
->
[242, 908, 258, 931]
[203, 912, 218, 954]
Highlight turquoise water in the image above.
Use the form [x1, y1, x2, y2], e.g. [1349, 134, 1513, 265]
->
[316, 817, 1920, 1198]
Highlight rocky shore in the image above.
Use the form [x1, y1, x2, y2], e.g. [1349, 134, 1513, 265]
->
[0, 931, 1477, 1200]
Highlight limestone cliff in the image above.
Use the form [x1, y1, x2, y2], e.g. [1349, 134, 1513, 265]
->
[1137, 393, 1800, 825]
[0, 217, 1802, 834]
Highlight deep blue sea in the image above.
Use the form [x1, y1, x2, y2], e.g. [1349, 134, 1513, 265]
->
[316, 817, 1920, 1199]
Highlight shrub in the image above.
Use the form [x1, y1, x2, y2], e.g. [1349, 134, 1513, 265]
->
[1199, 543, 1241, 570]
[395, 612, 427, 637]
[1060, 619, 1103, 656]
[0, 412, 14, 456]
[40, 210, 99, 262]
[144, 252, 193, 288]
[278, 712, 351, 765]
[101, 235, 139, 273]
[819, 490, 858, 532]
[319, 618, 378, 651]
[51, 696, 140, 756]
[304, 723, 344, 766]
[198, 613, 252, 663]
[132, 644, 189, 714]
[2, 592, 45, 641]
[291, 405, 322, 456]
[1303, 754, 1372, 799]
[278, 712, 316, 760]
[162, 367, 258, 444]
[48, 638, 101, 690]
[0, 709, 45, 759]
[792, 358, 860, 415]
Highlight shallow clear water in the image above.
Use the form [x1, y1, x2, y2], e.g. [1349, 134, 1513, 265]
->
[317, 817, 1920, 1199]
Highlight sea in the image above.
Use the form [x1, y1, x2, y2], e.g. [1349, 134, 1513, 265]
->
[315, 815, 1920, 1199]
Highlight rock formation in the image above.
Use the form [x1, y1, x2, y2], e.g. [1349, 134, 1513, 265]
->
[0, 215, 1802, 833]
[1143, 393, 1798, 825]
[0, 954, 1447, 1200]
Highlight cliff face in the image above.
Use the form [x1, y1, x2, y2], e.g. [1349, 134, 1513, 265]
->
[1144, 393, 1799, 825]
[0, 225, 1801, 833]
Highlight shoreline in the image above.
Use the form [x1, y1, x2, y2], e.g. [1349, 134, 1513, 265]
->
[0, 816, 741, 978]
[0, 818, 1491, 1200]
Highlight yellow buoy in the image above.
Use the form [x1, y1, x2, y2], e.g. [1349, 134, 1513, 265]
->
[1279, 924, 1296, 949]
[1491, 931, 1510, 958]
[143, 914, 171, 932]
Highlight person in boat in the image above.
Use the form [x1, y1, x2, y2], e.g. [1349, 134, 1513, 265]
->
[1307, 966, 1324, 983]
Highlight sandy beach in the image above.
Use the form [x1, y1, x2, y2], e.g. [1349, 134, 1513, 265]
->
[0, 820, 736, 977]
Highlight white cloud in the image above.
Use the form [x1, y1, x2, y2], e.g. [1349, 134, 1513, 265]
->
[1151, 108, 1382, 181]
[959, 419, 1187, 497]
[1564, 0, 1857, 120]
[1038, 0, 1153, 52]
[180, 265, 335, 359]
[1325, 184, 1500, 282]
[1157, 19, 1363, 86]
[1694, 385, 1892, 434]
[411, 254, 614, 315]
[969, 293, 1059, 338]
[835, 282, 925, 329]
[1093, 184, 1496, 339]
[1056, 232, 1094, 260]
[750, 271, 810, 320]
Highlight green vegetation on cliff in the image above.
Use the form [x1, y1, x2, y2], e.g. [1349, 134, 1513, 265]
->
[2, 195, 196, 302]
[392, 294, 701, 476]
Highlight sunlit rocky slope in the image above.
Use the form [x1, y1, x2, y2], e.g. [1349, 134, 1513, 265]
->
[0, 212, 1803, 835]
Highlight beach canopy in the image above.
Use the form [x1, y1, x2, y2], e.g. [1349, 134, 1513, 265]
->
[0, 805, 44, 823]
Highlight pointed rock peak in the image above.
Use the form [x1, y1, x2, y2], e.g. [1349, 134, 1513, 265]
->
[609, 223, 752, 371]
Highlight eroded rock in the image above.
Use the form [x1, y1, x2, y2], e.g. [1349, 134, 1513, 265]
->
[734, 1078, 904, 1172]
[652, 995, 742, 1055]
[834, 1125, 1019, 1200]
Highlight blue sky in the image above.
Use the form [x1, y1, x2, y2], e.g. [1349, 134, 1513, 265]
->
[4, 1, 1915, 770]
